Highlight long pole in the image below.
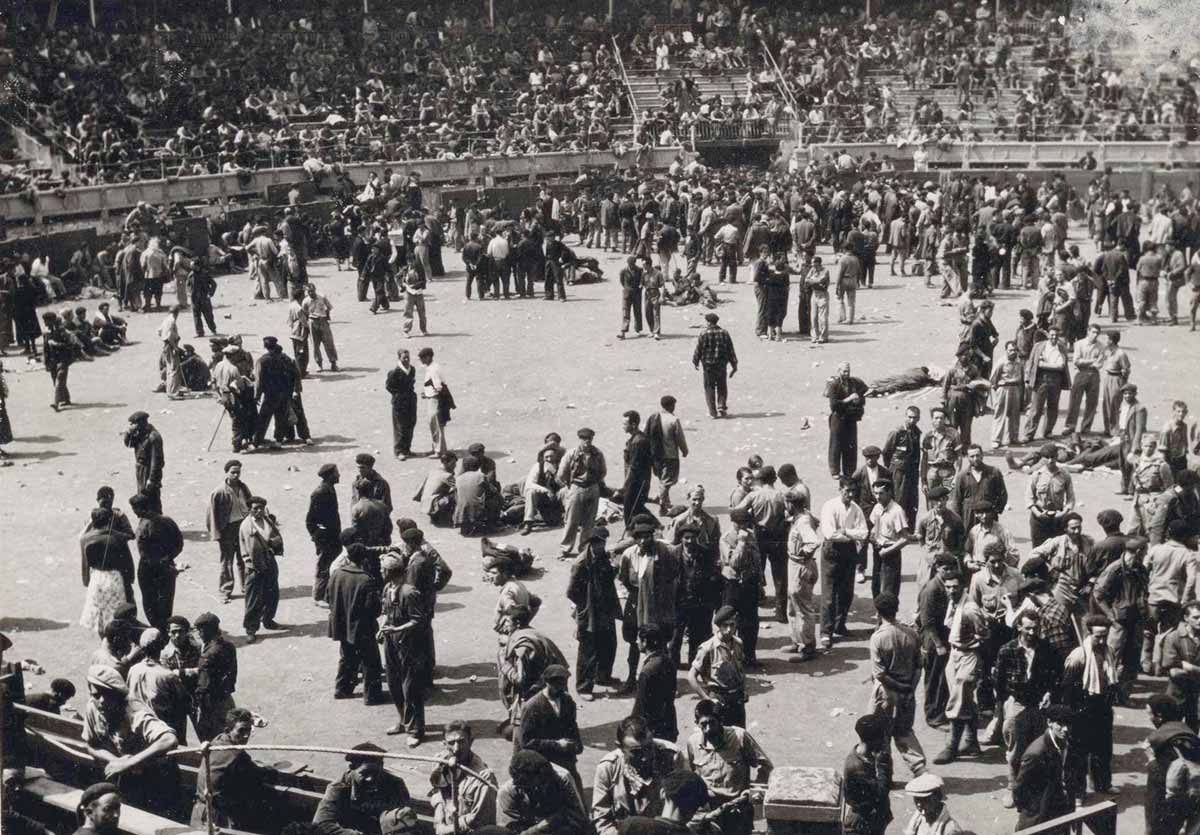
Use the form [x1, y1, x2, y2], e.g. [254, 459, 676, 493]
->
[488, 0, 494, 29]
[203, 743, 216, 835]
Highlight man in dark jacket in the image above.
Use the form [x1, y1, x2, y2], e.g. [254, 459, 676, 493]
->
[306, 463, 342, 604]
[193, 612, 238, 741]
[190, 707, 283, 831]
[514, 664, 584, 790]
[129, 492, 183, 631]
[124, 411, 165, 513]
[621, 410, 654, 534]
[1013, 705, 1075, 831]
[313, 742, 410, 835]
[633, 623, 678, 742]
[252, 336, 291, 448]
[566, 526, 620, 700]
[826, 362, 868, 478]
[916, 555, 958, 727]
[843, 713, 892, 835]
[328, 544, 384, 704]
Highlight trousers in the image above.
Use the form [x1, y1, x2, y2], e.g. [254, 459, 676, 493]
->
[576, 625, 617, 694]
[672, 605, 714, 666]
[137, 558, 176, 630]
[384, 635, 427, 736]
[1023, 369, 1065, 441]
[560, 484, 600, 552]
[787, 559, 818, 649]
[622, 289, 643, 333]
[923, 645, 950, 723]
[702, 364, 729, 417]
[336, 635, 383, 699]
[309, 318, 337, 366]
[243, 559, 279, 635]
[873, 682, 927, 776]
[828, 415, 860, 477]
[217, 524, 246, 597]
[312, 540, 340, 602]
[1064, 369, 1100, 433]
[820, 541, 857, 638]
[723, 578, 760, 661]
[391, 398, 417, 457]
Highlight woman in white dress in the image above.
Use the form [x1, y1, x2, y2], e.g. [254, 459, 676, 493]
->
[79, 507, 137, 636]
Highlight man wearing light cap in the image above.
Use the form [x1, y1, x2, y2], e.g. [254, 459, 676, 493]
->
[557, 428, 607, 556]
[692, 313, 737, 419]
[902, 773, 960, 835]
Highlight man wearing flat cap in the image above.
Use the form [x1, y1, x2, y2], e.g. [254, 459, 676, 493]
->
[692, 313, 737, 419]
[842, 712, 893, 835]
[207, 459, 253, 603]
[514, 664, 584, 790]
[718, 507, 763, 664]
[313, 742, 411, 835]
[239, 495, 284, 642]
[557, 428, 608, 557]
[566, 525, 620, 700]
[1029, 511, 1096, 633]
[902, 773, 961, 835]
[123, 411, 164, 514]
[83, 664, 182, 818]
[251, 336, 291, 449]
[353, 452, 394, 511]
[307, 464, 343, 604]
[1062, 614, 1120, 796]
[1014, 703, 1075, 829]
[328, 543, 384, 704]
[1093, 536, 1148, 704]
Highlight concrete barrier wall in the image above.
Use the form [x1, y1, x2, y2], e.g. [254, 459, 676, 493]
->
[798, 141, 1200, 171]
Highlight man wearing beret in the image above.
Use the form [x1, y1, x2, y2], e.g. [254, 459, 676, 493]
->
[1130, 434, 1173, 534]
[567, 526, 620, 700]
[207, 460, 253, 603]
[914, 486, 965, 591]
[192, 612, 237, 741]
[352, 453, 393, 512]
[238, 496, 284, 643]
[123, 411, 164, 514]
[1061, 614, 1120, 796]
[691, 313, 737, 419]
[514, 664, 584, 790]
[307, 463, 343, 604]
[934, 570, 987, 764]
[688, 605, 747, 728]
[557, 428, 608, 557]
[1013, 703, 1075, 829]
[673, 522, 723, 667]
[313, 742, 411, 835]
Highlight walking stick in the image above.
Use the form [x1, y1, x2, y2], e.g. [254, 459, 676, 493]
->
[205, 406, 226, 452]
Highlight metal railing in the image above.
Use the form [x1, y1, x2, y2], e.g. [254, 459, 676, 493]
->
[758, 35, 802, 144]
[612, 35, 641, 132]
[690, 118, 794, 143]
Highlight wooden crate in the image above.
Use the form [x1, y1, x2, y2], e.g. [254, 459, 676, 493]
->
[764, 766, 843, 834]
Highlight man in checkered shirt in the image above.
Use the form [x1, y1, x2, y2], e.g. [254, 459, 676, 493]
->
[692, 313, 738, 419]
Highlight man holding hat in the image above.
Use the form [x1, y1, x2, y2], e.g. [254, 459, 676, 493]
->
[352, 452, 393, 511]
[1062, 614, 1120, 796]
[328, 543, 384, 704]
[842, 712, 893, 835]
[566, 525, 620, 700]
[557, 428, 608, 557]
[902, 773, 960, 835]
[83, 664, 181, 818]
[313, 742, 411, 835]
[207, 459, 253, 603]
[307, 463, 342, 604]
[123, 411, 164, 514]
[193, 612, 237, 741]
[238, 495, 284, 642]
[692, 313, 737, 419]
[513, 663, 584, 790]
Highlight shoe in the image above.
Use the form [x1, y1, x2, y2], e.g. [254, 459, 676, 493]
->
[856, 570, 868, 584]
[784, 644, 801, 654]
[364, 692, 388, 706]
[927, 714, 949, 728]
[833, 625, 851, 637]
[1093, 786, 1120, 796]
[519, 524, 532, 536]
[579, 692, 595, 702]
[385, 724, 404, 735]
[406, 736, 422, 748]
[329, 363, 338, 371]
[245, 633, 258, 644]
[303, 438, 315, 446]
[618, 333, 625, 339]
[1001, 791, 1015, 809]
[262, 620, 285, 630]
[821, 636, 833, 649]
[616, 680, 637, 696]
[932, 745, 957, 765]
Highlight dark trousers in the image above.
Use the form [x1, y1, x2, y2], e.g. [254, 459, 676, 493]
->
[337, 635, 383, 699]
[356, 270, 368, 302]
[1066, 696, 1113, 794]
[465, 265, 480, 299]
[1023, 369, 1065, 441]
[135, 469, 163, 514]
[137, 559, 176, 630]
[493, 257, 513, 298]
[754, 285, 768, 336]
[718, 250, 738, 283]
[48, 364, 70, 407]
[576, 624, 617, 694]
[1100, 280, 1135, 321]
[192, 298, 216, 336]
[391, 399, 416, 456]
[759, 535, 788, 620]
[797, 285, 812, 336]
[622, 289, 643, 333]
[869, 545, 901, 600]
[312, 540, 339, 602]
[217, 525, 246, 597]
[369, 277, 390, 312]
[546, 261, 567, 300]
[277, 393, 309, 442]
[1029, 513, 1063, 548]
[291, 338, 309, 377]
[702, 364, 728, 417]
[254, 394, 289, 444]
[724, 578, 760, 661]
[672, 604, 715, 666]
[923, 645, 950, 722]
[384, 638, 427, 736]
[820, 541, 857, 638]
[828, 415, 859, 478]
[243, 560, 279, 635]
[1064, 369, 1100, 434]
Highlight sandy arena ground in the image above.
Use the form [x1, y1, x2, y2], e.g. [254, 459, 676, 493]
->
[1, 218, 1197, 833]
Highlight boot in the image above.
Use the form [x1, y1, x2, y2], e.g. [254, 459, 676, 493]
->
[933, 720, 964, 764]
[961, 721, 983, 756]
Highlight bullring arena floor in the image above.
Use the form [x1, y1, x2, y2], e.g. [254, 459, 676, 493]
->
[2, 218, 1196, 833]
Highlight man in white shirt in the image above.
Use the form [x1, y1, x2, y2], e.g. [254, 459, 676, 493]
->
[819, 478, 869, 649]
[302, 283, 338, 372]
[869, 480, 915, 599]
[418, 347, 448, 456]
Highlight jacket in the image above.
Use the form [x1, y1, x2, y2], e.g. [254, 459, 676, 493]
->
[238, 514, 283, 571]
[514, 690, 583, 771]
[916, 577, 950, 653]
[305, 481, 341, 549]
[313, 769, 410, 835]
[1024, 339, 1072, 390]
[327, 563, 382, 645]
[1013, 732, 1073, 829]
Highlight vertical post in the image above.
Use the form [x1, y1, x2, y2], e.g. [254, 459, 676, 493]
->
[89, 0, 96, 28]
[449, 767, 461, 834]
[488, 0, 494, 29]
[608, 0, 613, 22]
[203, 744, 216, 835]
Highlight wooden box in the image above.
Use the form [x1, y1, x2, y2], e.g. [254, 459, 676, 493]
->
[764, 766, 842, 834]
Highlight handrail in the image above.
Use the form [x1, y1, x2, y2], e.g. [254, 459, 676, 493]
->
[758, 34, 801, 145]
[612, 35, 640, 132]
[1013, 800, 1117, 835]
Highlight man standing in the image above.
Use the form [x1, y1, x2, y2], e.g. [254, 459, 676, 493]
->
[633, 624, 679, 742]
[1130, 435, 1173, 536]
[645, 396, 688, 515]
[286, 288, 310, 378]
[352, 452, 393, 511]
[1144, 522, 1195, 673]
[206, 460, 252, 604]
[306, 464, 342, 606]
[819, 478, 869, 649]
[692, 313, 737, 419]
[1022, 324, 1071, 442]
[870, 592, 927, 778]
[193, 612, 237, 741]
[567, 527, 620, 701]
[989, 341, 1025, 449]
[917, 555, 959, 728]
[733, 465, 790, 624]
[688, 606, 748, 728]
[1025, 447, 1076, 547]
[551, 427, 604, 555]
[401, 263, 429, 337]
[994, 610, 1063, 808]
[614, 517, 682, 686]
[673, 523, 722, 667]
[718, 510, 762, 669]
[124, 411, 164, 514]
[300, 283, 337, 372]
[842, 713, 893, 835]
[869, 481, 915, 599]
[921, 407, 961, 500]
[883, 406, 923, 528]
[951, 445, 1009, 534]
[784, 493, 822, 661]
[1065, 323, 1104, 434]
[826, 362, 868, 478]
[1062, 615, 1121, 796]
[1093, 536, 1149, 704]
[621, 411, 654, 534]
[129, 493, 183, 631]
[933, 571, 986, 764]
[1013, 704, 1075, 829]
[618, 257, 644, 339]
[238, 496, 283, 643]
[251, 336, 290, 450]
[386, 349, 418, 460]
[328, 543, 384, 704]
[418, 347, 450, 457]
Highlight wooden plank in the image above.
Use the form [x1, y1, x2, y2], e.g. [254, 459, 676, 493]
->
[1013, 801, 1117, 835]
